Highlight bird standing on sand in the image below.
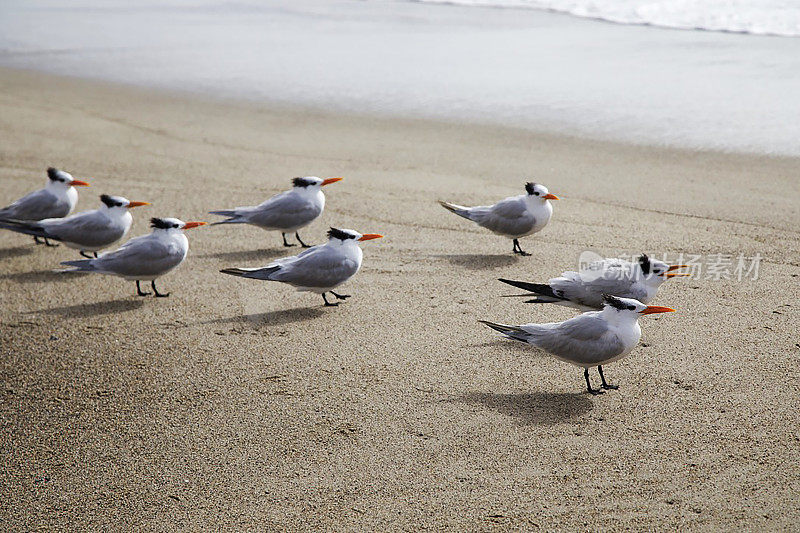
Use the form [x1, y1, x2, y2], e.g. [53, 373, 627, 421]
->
[0, 194, 150, 258]
[499, 254, 688, 312]
[209, 176, 343, 248]
[439, 182, 558, 256]
[220, 227, 383, 307]
[480, 295, 675, 394]
[60, 217, 206, 297]
[0, 167, 91, 246]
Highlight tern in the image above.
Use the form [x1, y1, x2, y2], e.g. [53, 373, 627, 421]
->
[220, 227, 383, 306]
[60, 217, 206, 297]
[481, 295, 675, 394]
[0, 167, 91, 246]
[209, 176, 343, 248]
[439, 182, 558, 256]
[499, 254, 688, 312]
[0, 194, 149, 258]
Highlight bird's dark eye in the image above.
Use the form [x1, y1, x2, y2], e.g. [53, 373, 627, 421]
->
[534, 192, 540, 196]
[627, 305, 636, 310]
[173, 224, 179, 228]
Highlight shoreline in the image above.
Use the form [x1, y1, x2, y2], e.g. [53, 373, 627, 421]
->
[1, 66, 798, 529]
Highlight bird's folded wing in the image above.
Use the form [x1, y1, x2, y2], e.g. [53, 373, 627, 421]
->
[550, 272, 637, 308]
[523, 313, 622, 363]
[0, 190, 59, 220]
[45, 212, 121, 246]
[272, 248, 359, 288]
[476, 197, 534, 234]
[95, 237, 179, 277]
[248, 192, 320, 228]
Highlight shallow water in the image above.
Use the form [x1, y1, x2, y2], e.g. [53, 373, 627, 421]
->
[1, 0, 798, 155]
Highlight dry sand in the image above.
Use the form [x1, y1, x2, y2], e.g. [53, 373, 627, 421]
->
[1, 67, 798, 530]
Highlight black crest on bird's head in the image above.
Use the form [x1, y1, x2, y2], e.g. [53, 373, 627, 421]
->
[524, 182, 537, 195]
[327, 227, 355, 241]
[47, 167, 65, 182]
[150, 217, 173, 230]
[292, 177, 315, 188]
[602, 294, 628, 310]
[100, 194, 121, 208]
[638, 253, 651, 275]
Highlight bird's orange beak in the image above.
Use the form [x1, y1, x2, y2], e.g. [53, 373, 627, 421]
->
[126, 201, 150, 208]
[182, 221, 207, 230]
[639, 305, 676, 315]
[321, 177, 343, 186]
[70, 180, 90, 187]
[358, 233, 383, 241]
[543, 193, 559, 200]
[667, 264, 687, 272]
[665, 272, 690, 278]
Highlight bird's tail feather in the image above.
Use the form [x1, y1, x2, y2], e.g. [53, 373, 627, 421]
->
[208, 210, 246, 225]
[497, 278, 565, 302]
[438, 200, 472, 220]
[59, 259, 95, 272]
[478, 320, 531, 343]
[220, 265, 281, 281]
[0, 219, 51, 239]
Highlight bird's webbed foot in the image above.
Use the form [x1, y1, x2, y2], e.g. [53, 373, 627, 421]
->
[152, 280, 170, 298]
[330, 291, 350, 300]
[295, 232, 312, 248]
[598, 366, 619, 390]
[322, 293, 339, 306]
[584, 368, 605, 395]
[136, 280, 152, 297]
[282, 233, 296, 247]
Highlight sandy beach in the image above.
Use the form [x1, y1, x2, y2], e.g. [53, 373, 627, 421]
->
[1, 67, 799, 529]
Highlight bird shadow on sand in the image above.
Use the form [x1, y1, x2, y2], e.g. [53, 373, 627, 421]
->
[0, 246, 34, 259]
[434, 254, 518, 270]
[202, 306, 326, 327]
[196, 248, 289, 263]
[458, 391, 593, 426]
[0, 270, 89, 284]
[31, 298, 145, 317]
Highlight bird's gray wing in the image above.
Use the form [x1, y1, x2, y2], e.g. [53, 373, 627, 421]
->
[94, 236, 184, 277]
[246, 192, 321, 229]
[550, 271, 638, 309]
[522, 313, 625, 366]
[0, 189, 67, 221]
[42, 211, 124, 248]
[471, 197, 534, 236]
[272, 247, 359, 288]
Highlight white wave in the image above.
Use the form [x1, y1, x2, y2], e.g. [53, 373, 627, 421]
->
[412, 0, 800, 37]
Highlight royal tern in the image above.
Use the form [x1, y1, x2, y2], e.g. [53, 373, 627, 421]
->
[220, 227, 383, 306]
[439, 182, 558, 256]
[209, 176, 343, 247]
[0, 167, 90, 246]
[60, 217, 206, 297]
[481, 295, 675, 394]
[0, 194, 149, 258]
[499, 254, 688, 312]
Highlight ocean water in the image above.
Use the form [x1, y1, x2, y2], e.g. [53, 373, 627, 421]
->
[0, 0, 798, 156]
[413, 0, 800, 37]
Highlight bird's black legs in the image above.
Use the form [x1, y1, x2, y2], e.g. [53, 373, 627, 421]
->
[35, 236, 58, 247]
[597, 365, 619, 390]
[584, 368, 604, 395]
[151, 280, 170, 298]
[136, 280, 151, 297]
[295, 232, 311, 248]
[330, 290, 350, 300]
[80, 251, 94, 259]
[512, 239, 530, 256]
[94, 252, 98, 258]
[322, 293, 339, 307]
[282, 233, 296, 247]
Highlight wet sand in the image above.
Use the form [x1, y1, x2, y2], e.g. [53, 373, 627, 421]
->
[0, 67, 798, 530]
